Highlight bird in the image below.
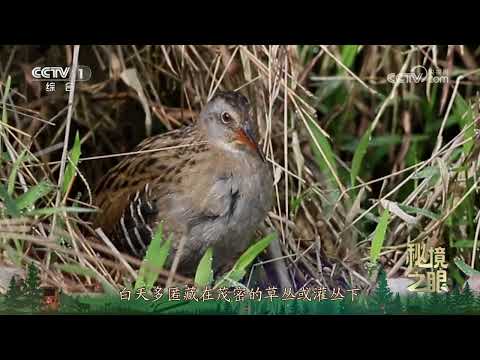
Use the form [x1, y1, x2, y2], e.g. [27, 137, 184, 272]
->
[92, 91, 273, 277]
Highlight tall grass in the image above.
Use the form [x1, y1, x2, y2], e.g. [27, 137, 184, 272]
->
[0, 45, 479, 295]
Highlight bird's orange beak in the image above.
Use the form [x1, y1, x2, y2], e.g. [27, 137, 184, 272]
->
[235, 125, 265, 162]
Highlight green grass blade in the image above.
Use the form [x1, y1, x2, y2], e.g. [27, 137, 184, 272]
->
[0, 75, 11, 154]
[62, 131, 82, 195]
[451, 240, 476, 248]
[15, 181, 54, 210]
[56, 263, 98, 278]
[194, 247, 213, 288]
[27, 206, 95, 216]
[397, 204, 440, 221]
[306, 117, 338, 189]
[339, 45, 359, 72]
[135, 222, 172, 291]
[370, 208, 390, 264]
[7, 150, 27, 195]
[454, 257, 480, 277]
[350, 125, 372, 186]
[1, 75, 11, 121]
[452, 94, 474, 156]
[215, 233, 276, 288]
[231, 233, 276, 278]
[411, 166, 440, 179]
[55, 263, 118, 295]
[0, 184, 20, 216]
[1, 75, 11, 101]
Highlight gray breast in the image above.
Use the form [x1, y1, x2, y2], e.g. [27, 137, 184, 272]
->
[180, 155, 273, 274]
[213, 158, 272, 270]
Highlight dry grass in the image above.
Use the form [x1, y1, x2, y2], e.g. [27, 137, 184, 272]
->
[0, 45, 479, 294]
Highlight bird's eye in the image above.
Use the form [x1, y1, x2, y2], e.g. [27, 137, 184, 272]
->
[221, 112, 232, 124]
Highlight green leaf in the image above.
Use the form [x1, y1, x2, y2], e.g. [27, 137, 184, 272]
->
[454, 257, 480, 277]
[370, 208, 390, 264]
[397, 204, 440, 221]
[451, 239, 477, 248]
[342, 134, 401, 152]
[194, 247, 213, 288]
[452, 94, 475, 156]
[306, 117, 338, 189]
[56, 263, 98, 278]
[15, 181, 54, 210]
[0, 76, 11, 156]
[290, 195, 303, 216]
[26, 206, 95, 216]
[1, 75, 11, 122]
[411, 166, 439, 179]
[339, 45, 359, 72]
[135, 222, 172, 291]
[350, 125, 372, 186]
[0, 184, 20, 217]
[7, 150, 27, 195]
[62, 131, 82, 195]
[56, 263, 118, 295]
[0, 151, 11, 161]
[216, 233, 276, 288]
[290, 188, 314, 217]
[232, 233, 276, 278]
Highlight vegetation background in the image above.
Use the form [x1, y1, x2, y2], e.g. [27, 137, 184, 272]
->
[0, 45, 479, 301]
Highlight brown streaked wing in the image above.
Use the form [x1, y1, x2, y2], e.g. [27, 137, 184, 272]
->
[92, 126, 203, 233]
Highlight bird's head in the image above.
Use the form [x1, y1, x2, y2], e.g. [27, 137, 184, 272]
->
[199, 91, 265, 161]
